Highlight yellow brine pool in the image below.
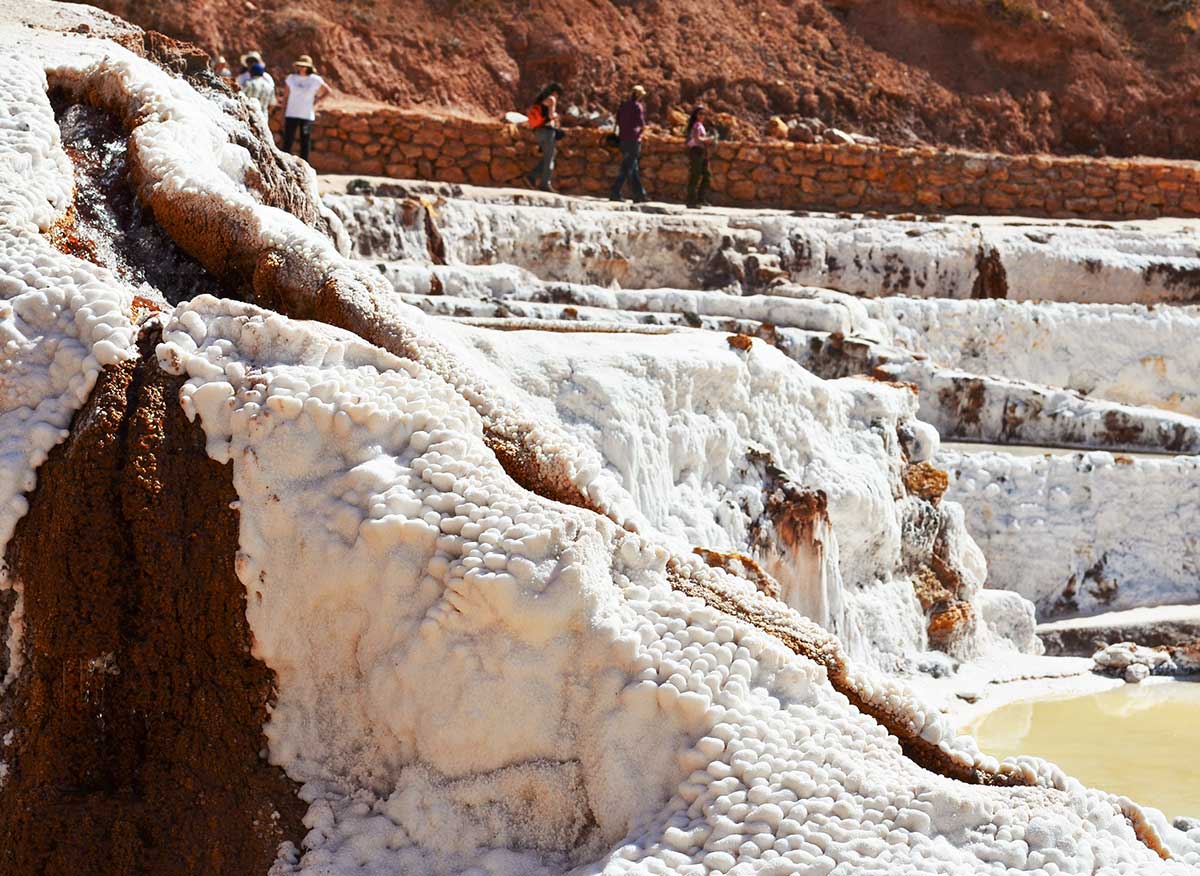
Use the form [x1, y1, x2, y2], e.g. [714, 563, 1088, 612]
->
[966, 680, 1200, 819]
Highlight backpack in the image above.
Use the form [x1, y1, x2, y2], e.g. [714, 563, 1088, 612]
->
[527, 102, 547, 128]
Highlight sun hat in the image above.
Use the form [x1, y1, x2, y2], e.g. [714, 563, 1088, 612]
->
[632, 85, 646, 96]
[240, 51, 262, 67]
[293, 54, 316, 71]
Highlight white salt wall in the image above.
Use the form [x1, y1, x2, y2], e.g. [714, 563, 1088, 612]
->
[161, 296, 1196, 876]
[940, 447, 1200, 619]
[872, 297, 1200, 417]
[329, 183, 1200, 304]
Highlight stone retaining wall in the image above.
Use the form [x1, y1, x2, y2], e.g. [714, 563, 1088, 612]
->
[286, 105, 1200, 219]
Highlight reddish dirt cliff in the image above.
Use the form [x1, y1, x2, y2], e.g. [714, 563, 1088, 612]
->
[93, 0, 1200, 158]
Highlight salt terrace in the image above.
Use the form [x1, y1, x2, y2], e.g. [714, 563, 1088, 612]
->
[0, 2, 1198, 875]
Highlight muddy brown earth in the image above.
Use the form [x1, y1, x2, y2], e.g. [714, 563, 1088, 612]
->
[94, 0, 1200, 159]
[0, 334, 304, 876]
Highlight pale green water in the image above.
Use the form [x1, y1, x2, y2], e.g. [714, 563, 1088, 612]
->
[966, 681, 1200, 819]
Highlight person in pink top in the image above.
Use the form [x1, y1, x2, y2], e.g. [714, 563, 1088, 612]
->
[685, 105, 715, 208]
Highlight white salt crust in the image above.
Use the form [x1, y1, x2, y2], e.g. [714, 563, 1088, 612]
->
[439, 319, 970, 667]
[159, 296, 1197, 875]
[0, 13, 1196, 873]
[940, 448, 1200, 619]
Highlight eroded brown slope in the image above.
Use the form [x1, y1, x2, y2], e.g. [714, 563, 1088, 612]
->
[94, 0, 1200, 157]
[0, 336, 304, 876]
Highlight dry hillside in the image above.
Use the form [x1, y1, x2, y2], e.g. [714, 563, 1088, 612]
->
[92, 0, 1200, 157]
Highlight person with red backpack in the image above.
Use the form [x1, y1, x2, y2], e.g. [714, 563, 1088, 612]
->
[525, 82, 564, 192]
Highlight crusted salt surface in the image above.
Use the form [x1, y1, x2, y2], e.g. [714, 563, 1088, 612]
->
[329, 183, 1200, 304]
[940, 448, 1200, 618]
[159, 296, 1197, 875]
[0, 55, 137, 687]
[872, 296, 1200, 418]
[440, 320, 944, 664]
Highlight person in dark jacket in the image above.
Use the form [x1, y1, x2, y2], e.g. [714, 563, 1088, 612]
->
[611, 85, 649, 202]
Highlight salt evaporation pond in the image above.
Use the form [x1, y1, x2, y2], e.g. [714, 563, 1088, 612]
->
[968, 680, 1200, 819]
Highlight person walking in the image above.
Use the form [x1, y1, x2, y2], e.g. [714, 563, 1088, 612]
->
[236, 51, 272, 91]
[685, 105, 715, 209]
[241, 62, 276, 119]
[525, 82, 564, 192]
[282, 54, 330, 163]
[214, 55, 233, 82]
[611, 85, 649, 203]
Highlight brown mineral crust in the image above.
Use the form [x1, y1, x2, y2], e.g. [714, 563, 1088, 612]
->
[902, 461, 949, 502]
[44, 205, 101, 267]
[926, 599, 976, 651]
[693, 547, 781, 600]
[1103, 409, 1146, 446]
[937, 377, 988, 433]
[765, 481, 829, 558]
[0, 336, 303, 876]
[726, 333, 754, 351]
[970, 244, 1009, 300]
[913, 564, 952, 613]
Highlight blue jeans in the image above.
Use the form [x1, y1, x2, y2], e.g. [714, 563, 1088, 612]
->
[612, 140, 646, 199]
[529, 127, 558, 189]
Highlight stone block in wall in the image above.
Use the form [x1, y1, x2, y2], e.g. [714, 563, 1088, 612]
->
[460, 127, 493, 147]
[466, 163, 491, 186]
[385, 162, 417, 178]
[412, 127, 446, 147]
[489, 157, 524, 184]
[657, 164, 689, 185]
[832, 149, 867, 167]
[983, 191, 1016, 210]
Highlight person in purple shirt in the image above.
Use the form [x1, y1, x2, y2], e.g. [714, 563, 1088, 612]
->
[611, 85, 650, 203]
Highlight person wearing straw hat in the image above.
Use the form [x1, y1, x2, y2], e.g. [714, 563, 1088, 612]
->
[611, 84, 649, 203]
[282, 54, 330, 162]
[236, 51, 273, 91]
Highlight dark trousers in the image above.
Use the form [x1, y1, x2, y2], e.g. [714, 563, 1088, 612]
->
[282, 116, 314, 161]
[687, 147, 711, 206]
[528, 126, 558, 190]
[612, 140, 646, 199]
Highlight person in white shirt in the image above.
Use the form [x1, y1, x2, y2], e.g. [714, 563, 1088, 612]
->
[282, 54, 330, 162]
[235, 51, 273, 92]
